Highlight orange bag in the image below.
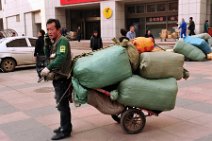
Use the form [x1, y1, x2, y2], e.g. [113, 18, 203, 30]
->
[133, 37, 154, 53]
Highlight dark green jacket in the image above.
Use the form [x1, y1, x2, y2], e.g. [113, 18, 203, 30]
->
[47, 36, 72, 78]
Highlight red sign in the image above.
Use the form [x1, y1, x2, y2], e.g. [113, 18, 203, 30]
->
[60, 0, 99, 5]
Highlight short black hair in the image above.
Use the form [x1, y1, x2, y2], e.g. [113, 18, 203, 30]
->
[190, 17, 193, 20]
[39, 29, 45, 36]
[120, 29, 127, 36]
[46, 19, 61, 29]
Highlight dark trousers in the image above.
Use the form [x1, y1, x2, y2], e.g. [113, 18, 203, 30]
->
[189, 30, 195, 36]
[180, 30, 186, 38]
[53, 78, 72, 134]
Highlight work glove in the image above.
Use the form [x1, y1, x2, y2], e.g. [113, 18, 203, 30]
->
[40, 67, 50, 77]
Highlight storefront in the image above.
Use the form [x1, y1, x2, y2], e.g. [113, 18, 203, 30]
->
[61, 0, 101, 39]
[125, 1, 178, 37]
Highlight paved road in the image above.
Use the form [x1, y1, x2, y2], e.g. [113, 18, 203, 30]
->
[0, 52, 212, 141]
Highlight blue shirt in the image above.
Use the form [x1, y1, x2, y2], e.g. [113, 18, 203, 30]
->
[126, 31, 136, 40]
[179, 21, 187, 32]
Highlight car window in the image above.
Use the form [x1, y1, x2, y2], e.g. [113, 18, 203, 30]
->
[29, 38, 36, 47]
[6, 39, 28, 47]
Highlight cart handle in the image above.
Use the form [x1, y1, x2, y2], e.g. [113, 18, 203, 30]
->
[95, 89, 111, 97]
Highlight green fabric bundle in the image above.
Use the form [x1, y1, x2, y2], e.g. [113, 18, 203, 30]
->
[72, 77, 88, 104]
[116, 75, 178, 111]
[73, 46, 132, 89]
[139, 52, 184, 80]
[174, 41, 206, 61]
[192, 33, 211, 40]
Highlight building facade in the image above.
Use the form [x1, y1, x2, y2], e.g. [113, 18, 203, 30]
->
[0, 0, 211, 40]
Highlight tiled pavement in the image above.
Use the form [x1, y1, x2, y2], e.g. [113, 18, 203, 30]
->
[0, 50, 212, 141]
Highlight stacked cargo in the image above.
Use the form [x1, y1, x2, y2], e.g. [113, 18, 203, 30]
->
[71, 38, 188, 114]
[174, 33, 212, 61]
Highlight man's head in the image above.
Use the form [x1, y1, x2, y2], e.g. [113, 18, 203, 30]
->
[93, 30, 98, 37]
[189, 17, 193, 21]
[46, 19, 61, 40]
[182, 18, 185, 22]
[38, 29, 45, 37]
[130, 25, 135, 32]
[120, 29, 127, 36]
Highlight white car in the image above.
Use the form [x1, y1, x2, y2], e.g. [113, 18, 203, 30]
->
[0, 36, 37, 72]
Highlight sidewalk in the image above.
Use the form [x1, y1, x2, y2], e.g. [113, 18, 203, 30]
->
[0, 50, 212, 141]
[71, 38, 176, 50]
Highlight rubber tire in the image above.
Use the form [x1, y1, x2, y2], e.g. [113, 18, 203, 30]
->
[1, 58, 16, 72]
[121, 108, 146, 134]
[111, 114, 121, 124]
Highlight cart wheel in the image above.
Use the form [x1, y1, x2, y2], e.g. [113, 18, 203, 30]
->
[121, 108, 146, 134]
[111, 114, 121, 123]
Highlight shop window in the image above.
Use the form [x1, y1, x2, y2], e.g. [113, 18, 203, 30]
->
[147, 4, 156, 12]
[168, 15, 178, 22]
[136, 5, 145, 13]
[127, 6, 136, 14]
[146, 16, 166, 23]
[169, 2, 178, 11]
[157, 4, 166, 12]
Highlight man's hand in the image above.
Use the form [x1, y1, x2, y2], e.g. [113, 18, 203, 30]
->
[40, 67, 50, 77]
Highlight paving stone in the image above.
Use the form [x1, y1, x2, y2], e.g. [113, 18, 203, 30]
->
[25, 106, 57, 118]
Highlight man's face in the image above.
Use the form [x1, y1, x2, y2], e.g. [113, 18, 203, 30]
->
[47, 22, 60, 40]
[130, 26, 135, 32]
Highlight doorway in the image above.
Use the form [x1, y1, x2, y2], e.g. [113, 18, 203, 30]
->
[85, 21, 100, 39]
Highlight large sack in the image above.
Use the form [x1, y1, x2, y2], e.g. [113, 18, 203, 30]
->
[121, 40, 140, 71]
[139, 52, 184, 80]
[72, 77, 88, 104]
[73, 46, 132, 89]
[208, 38, 212, 47]
[133, 37, 154, 53]
[87, 90, 125, 115]
[192, 33, 211, 40]
[184, 36, 212, 54]
[174, 41, 206, 61]
[117, 75, 178, 111]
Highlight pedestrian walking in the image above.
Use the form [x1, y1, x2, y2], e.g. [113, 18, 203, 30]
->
[188, 17, 195, 35]
[126, 25, 136, 40]
[90, 30, 103, 51]
[41, 19, 72, 140]
[179, 18, 187, 38]
[204, 20, 209, 33]
[76, 26, 81, 42]
[34, 29, 46, 83]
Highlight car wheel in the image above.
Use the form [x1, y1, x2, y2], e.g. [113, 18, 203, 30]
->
[1, 58, 16, 72]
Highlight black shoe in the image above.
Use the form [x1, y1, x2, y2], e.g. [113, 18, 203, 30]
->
[51, 132, 70, 140]
[53, 127, 61, 134]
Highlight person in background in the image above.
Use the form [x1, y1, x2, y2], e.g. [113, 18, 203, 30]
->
[76, 26, 81, 42]
[119, 28, 129, 42]
[61, 27, 67, 36]
[179, 18, 187, 38]
[34, 29, 46, 83]
[126, 25, 136, 40]
[144, 29, 155, 43]
[188, 17, 195, 35]
[90, 30, 103, 51]
[204, 20, 209, 33]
